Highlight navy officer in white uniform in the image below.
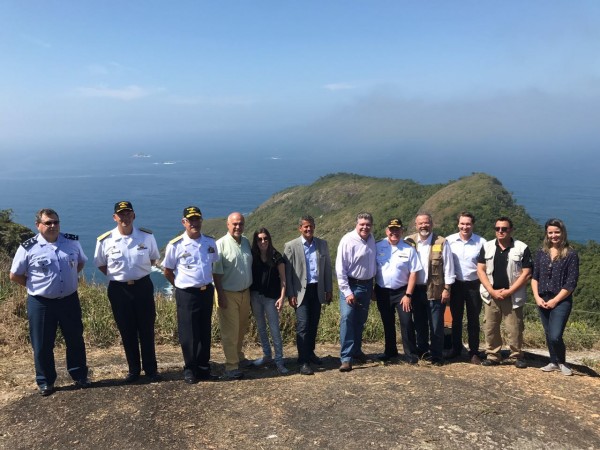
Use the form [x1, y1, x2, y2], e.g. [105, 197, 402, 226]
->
[94, 201, 160, 383]
[10, 208, 90, 396]
[162, 206, 219, 384]
[374, 218, 423, 364]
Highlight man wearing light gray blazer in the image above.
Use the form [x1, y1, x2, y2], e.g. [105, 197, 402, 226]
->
[284, 215, 333, 375]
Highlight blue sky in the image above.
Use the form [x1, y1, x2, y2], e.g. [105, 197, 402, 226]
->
[1, 1, 599, 158]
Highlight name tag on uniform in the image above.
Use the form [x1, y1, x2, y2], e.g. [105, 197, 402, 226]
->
[137, 244, 148, 250]
[432, 244, 442, 252]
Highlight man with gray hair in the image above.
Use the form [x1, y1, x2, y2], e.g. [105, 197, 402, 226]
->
[405, 212, 455, 366]
[336, 212, 377, 372]
[284, 215, 333, 376]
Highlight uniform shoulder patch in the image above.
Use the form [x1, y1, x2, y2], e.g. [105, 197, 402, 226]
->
[139, 227, 153, 234]
[21, 236, 38, 250]
[97, 230, 111, 241]
[169, 235, 183, 245]
[63, 233, 79, 240]
[404, 238, 417, 248]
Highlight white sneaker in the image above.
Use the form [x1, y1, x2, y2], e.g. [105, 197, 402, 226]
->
[252, 356, 273, 367]
[559, 364, 573, 376]
[540, 363, 560, 372]
[276, 362, 289, 375]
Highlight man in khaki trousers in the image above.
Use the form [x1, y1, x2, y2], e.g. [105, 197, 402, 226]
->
[213, 212, 253, 380]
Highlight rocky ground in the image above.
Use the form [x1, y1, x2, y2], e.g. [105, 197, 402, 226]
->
[0, 343, 599, 449]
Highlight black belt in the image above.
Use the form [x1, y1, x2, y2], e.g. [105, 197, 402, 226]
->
[179, 284, 212, 293]
[348, 277, 372, 286]
[34, 291, 77, 301]
[455, 279, 480, 287]
[112, 274, 150, 285]
[376, 285, 407, 294]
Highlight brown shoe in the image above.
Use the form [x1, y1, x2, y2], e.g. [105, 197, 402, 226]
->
[339, 362, 352, 372]
[470, 354, 482, 365]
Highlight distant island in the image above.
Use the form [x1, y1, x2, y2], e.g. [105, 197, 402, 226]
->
[132, 152, 151, 158]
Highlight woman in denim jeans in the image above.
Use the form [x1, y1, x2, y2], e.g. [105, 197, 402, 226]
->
[250, 228, 289, 374]
[531, 218, 579, 376]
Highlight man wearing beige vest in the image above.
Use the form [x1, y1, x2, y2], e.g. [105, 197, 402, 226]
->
[405, 212, 455, 366]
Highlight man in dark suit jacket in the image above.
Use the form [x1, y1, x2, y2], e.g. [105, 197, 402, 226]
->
[284, 215, 333, 375]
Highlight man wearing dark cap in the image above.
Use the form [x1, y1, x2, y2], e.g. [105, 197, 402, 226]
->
[374, 218, 423, 364]
[94, 201, 161, 383]
[162, 207, 219, 384]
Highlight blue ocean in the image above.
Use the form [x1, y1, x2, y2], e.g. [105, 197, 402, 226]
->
[1, 150, 598, 291]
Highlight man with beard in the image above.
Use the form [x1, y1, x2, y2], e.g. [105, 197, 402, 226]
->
[405, 213, 455, 366]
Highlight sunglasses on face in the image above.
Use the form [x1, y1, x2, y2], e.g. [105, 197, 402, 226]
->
[494, 227, 509, 232]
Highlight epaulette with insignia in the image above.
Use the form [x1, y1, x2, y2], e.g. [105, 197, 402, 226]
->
[404, 238, 417, 248]
[139, 227, 153, 234]
[63, 233, 79, 240]
[21, 236, 38, 250]
[169, 235, 184, 245]
[97, 230, 111, 241]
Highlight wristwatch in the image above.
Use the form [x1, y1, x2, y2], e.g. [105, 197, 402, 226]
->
[405, 293, 413, 298]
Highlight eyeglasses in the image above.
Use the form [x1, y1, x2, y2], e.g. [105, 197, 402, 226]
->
[494, 227, 509, 232]
[41, 220, 60, 226]
[258, 237, 269, 242]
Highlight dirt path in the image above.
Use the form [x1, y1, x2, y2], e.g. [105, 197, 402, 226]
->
[1, 344, 599, 449]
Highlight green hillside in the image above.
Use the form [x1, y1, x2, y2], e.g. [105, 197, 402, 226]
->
[202, 172, 543, 254]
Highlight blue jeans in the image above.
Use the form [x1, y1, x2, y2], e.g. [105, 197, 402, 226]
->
[412, 285, 445, 360]
[538, 296, 572, 364]
[251, 292, 284, 363]
[295, 284, 322, 364]
[339, 280, 372, 363]
[27, 292, 88, 387]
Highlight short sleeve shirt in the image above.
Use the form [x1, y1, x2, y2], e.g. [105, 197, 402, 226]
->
[162, 233, 219, 288]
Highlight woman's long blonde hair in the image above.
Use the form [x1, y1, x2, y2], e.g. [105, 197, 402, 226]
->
[542, 218, 571, 259]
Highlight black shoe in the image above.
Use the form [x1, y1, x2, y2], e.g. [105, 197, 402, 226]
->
[300, 363, 314, 375]
[184, 370, 198, 384]
[405, 355, 419, 365]
[514, 359, 527, 369]
[353, 352, 368, 364]
[481, 359, 500, 367]
[38, 384, 54, 396]
[444, 349, 461, 359]
[74, 378, 92, 389]
[431, 358, 444, 367]
[377, 353, 398, 362]
[123, 373, 140, 383]
[196, 369, 218, 381]
[309, 354, 323, 365]
[146, 372, 162, 382]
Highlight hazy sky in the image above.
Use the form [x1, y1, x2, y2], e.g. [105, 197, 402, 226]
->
[1, 1, 599, 158]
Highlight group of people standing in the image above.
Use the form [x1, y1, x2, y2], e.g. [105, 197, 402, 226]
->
[9, 203, 579, 397]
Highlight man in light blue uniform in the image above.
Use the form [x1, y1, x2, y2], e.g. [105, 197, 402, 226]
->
[162, 206, 219, 384]
[10, 208, 90, 396]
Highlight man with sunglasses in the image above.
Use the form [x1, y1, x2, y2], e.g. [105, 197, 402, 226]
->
[10, 208, 90, 396]
[162, 206, 219, 384]
[477, 217, 532, 368]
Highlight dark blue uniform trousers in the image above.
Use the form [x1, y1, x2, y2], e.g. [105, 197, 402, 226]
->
[27, 292, 88, 387]
[108, 275, 157, 375]
[175, 285, 214, 373]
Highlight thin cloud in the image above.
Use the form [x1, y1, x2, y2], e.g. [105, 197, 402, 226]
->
[75, 85, 158, 101]
[166, 95, 256, 106]
[86, 62, 127, 76]
[323, 82, 356, 91]
[21, 34, 51, 48]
